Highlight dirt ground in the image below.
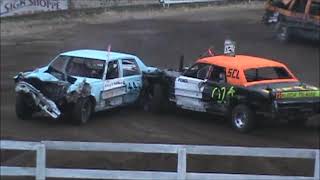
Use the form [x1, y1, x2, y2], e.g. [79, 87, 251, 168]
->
[1, 2, 320, 179]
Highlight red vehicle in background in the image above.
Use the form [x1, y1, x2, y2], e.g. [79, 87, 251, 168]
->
[263, 0, 320, 41]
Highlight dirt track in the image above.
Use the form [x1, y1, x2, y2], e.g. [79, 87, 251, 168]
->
[1, 2, 320, 179]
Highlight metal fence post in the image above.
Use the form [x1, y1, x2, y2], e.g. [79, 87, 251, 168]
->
[177, 148, 187, 180]
[36, 144, 46, 180]
[314, 150, 320, 180]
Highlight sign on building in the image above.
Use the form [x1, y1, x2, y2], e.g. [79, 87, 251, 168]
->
[0, 0, 68, 17]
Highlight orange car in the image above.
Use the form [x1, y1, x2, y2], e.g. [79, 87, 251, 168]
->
[142, 45, 320, 133]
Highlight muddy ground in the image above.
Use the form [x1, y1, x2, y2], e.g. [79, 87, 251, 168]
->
[1, 2, 320, 179]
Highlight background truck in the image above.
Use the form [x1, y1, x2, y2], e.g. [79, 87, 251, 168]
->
[263, 0, 320, 41]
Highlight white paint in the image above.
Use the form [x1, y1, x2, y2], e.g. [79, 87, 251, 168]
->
[224, 39, 236, 56]
[175, 76, 206, 111]
[1, 0, 68, 17]
[101, 87, 126, 99]
[177, 148, 187, 180]
[36, 144, 46, 180]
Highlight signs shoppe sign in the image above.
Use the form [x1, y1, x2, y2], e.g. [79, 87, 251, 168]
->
[1, 0, 68, 17]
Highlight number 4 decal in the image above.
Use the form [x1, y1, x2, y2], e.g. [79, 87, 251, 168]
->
[227, 69, 239, 79]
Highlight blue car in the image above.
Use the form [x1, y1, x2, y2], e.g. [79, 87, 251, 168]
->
[14, 49, 157, 124]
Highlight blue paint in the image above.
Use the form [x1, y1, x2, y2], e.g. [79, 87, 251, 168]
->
[15, 49, 158, 117]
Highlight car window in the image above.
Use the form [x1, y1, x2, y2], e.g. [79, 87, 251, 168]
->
[50, 55, 69, 72]
[208, 66, 226, 83]
[245, 67, 292, 82]
[309, 2, 320, 15]
[106, 60, 119, 80]
[183, 63, 211, 80]
[66, 57, 105, 79]
[122, 59, 140, 77]
[291, 0, 307, 13]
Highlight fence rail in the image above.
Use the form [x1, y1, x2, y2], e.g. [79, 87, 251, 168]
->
[160, 0, 222, 7]
[1, 140, 319, 180]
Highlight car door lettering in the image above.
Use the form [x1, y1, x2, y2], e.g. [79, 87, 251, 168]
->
[104, 79, 125, 91]
[211, 86, 236, 103]
[178, 78, 188, 83]
[227, 68, 240, 79]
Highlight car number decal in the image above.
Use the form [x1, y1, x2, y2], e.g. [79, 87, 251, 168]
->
[227, 69, 240, 79]
[211, 86, 236, 103]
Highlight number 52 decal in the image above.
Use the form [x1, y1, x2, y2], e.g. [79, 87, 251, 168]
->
[227, 68, 240, 79]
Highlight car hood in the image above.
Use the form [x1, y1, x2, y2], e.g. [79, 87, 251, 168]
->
[17, 66, 101, 84]
[18, 66, 59, 82]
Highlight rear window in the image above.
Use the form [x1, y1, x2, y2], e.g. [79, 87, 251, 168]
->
[310, 2, 320, 16]
[122, 59, 140, 77]
[245, 67, 292, 82]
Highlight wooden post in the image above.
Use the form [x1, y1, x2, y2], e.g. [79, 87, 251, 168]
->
[177, 148, 187, 180]
[179, 55, 184, 72]
[36, 144, 46, 180]
[315, 150, 320, 180]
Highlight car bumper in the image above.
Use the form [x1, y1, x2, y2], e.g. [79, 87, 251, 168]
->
[15, 81, 61, 119]
[271, 100, 320, 120]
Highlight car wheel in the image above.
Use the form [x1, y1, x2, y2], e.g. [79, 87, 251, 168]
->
[15, 93, 33, 120]
[143, 84, 165, 113]
[71, 97, 92, 125]
[231, 104, 255, 133]
[275, 23, 290, 42]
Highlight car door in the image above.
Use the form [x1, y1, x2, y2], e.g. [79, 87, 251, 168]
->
[202, 65, 234, 114]
[100, 59, 127, 109]
[65, 57, 106, 111]
[175, 63, 211, 112]
[120, 58, 143, 104]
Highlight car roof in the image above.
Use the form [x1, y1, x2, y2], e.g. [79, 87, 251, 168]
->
[197, 55, 287, 70]
[197, 55, 298, 86]
[60, 49, 137, 61]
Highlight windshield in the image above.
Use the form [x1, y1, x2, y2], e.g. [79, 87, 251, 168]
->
[47, 55, 69, 80]
[245, 67, 293, 82]
[66, 57, 105, 79]
[49, 55, 69, 73]
[183, 63, 211, 80]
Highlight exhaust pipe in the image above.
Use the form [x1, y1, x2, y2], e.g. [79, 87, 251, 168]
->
[179, 55, 184, 72]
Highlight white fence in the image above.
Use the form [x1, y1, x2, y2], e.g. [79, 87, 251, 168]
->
[1, 140, 319, 180]
[160, 0, 222, 7]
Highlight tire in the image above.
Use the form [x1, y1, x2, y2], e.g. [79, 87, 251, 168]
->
[71, 97, 93, 125]
[15, 93, 33, 120]
[275, 23, 291, 42]
[231, 104, 255, 133]
[143, 84, 165, 113]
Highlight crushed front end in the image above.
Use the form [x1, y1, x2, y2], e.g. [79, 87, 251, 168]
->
[14, 71, 75, 119]
[15, 81, 62, 118]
